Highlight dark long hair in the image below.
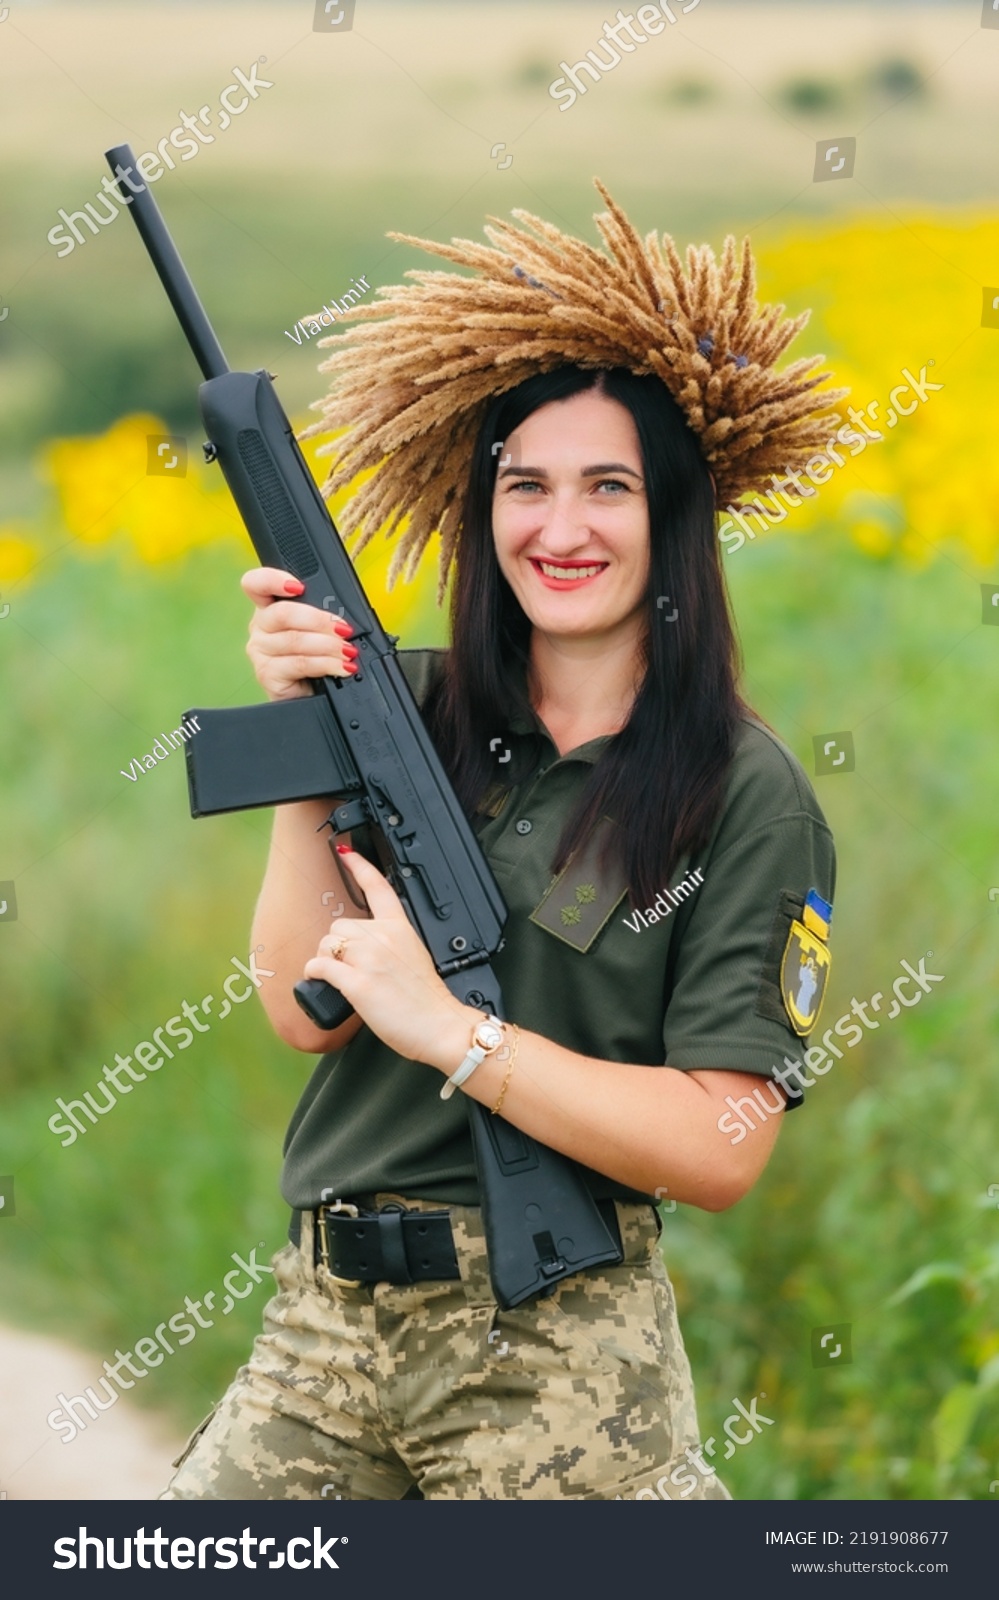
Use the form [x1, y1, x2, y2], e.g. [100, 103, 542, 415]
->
[424, 366, 749, 908]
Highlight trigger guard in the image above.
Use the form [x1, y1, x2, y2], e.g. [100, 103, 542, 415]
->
[330, 822, 377, 911]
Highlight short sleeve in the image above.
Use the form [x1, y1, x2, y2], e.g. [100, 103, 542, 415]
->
[662, 720, 836, 1101]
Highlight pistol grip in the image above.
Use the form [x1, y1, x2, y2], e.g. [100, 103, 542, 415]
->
[293, 977, 355, 1032]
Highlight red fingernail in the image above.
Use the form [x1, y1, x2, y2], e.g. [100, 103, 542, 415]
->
[335, 844, 351, 855]
[284, 579, 305, 595]
[332, 620, 354, 638]
[345, 661, 359, 674]
[343, 645, 359, 658]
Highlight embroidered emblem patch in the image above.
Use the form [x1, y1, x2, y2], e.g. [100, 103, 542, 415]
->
[530, 825, 627, 952]
[780, 896, 832, 1036]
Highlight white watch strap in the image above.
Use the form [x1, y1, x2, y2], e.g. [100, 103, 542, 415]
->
[439, 1043, 486, 1101]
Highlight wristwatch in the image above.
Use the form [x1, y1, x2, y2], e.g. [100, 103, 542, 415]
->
[440, 1014, 506, 1100]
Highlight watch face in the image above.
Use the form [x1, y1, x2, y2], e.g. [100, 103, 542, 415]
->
[476, 1022, 504, 1051]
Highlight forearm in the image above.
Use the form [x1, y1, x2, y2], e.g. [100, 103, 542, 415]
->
[426, 1007, 781, 1210]
[298, 846, 784, 1205]
[251, 798, 365, 1053]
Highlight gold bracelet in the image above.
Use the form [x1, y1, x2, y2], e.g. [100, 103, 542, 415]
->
[490, 1024, 519, 1116]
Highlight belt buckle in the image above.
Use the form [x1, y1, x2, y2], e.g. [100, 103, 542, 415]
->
[316, 1197, 364, 1287]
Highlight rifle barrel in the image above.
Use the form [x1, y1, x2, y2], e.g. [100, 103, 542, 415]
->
[105, 142, 229, 381]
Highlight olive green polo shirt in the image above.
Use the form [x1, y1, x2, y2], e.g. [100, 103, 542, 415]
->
[280, 648, 836, 1210]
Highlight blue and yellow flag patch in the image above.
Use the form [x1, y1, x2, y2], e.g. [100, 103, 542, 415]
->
[802, 888, 832, 941]
[780, 888, 833, 1036]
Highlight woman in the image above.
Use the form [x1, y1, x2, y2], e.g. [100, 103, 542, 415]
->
[163, 186, 839, 1502]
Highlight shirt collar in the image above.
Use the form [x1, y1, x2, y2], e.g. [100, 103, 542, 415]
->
[506, 668, 613, 768]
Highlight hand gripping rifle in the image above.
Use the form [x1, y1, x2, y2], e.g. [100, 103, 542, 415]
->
[106, 144, 621, 1308]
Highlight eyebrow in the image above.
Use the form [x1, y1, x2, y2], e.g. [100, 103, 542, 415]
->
[498, 462, 643, 480]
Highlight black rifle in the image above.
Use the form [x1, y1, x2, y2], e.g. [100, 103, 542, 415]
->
[105, 143, 621, 1308]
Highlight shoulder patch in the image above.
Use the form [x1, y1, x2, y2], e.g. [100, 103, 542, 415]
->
[802, 887, 832, 940]
[756, 888, 832, 1036]
[780, 920, 831, 1036]
[529, 819, 628, 952]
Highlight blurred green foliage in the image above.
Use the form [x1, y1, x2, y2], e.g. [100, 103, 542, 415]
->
[0, 173, 467, 462]
[779, 77, 844, 115]
[654, 76, 717, 107]
[868, 58, 926, 102]
[777, 56, 926, 117]
[0, 525, 995, 1495]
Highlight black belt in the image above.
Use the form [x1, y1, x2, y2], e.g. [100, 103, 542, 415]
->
[292, 1196, 627, 1288]
[312, 1200, 460, 1286]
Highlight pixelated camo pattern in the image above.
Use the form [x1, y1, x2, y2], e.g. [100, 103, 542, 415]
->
[161, 1197, 730, 1502]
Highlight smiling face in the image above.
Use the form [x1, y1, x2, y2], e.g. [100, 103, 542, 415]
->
[490, 388, 651, 647]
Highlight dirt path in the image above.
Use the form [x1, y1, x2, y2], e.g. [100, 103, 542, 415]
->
[0, 1324, 185, 1500]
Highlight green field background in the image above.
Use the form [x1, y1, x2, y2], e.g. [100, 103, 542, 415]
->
[1, 0, 997, 1501]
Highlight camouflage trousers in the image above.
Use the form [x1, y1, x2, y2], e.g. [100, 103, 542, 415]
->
[161, 1194, 731, 1501]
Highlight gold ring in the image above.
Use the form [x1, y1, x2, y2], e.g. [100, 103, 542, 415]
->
[326, 937, 347, 961]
